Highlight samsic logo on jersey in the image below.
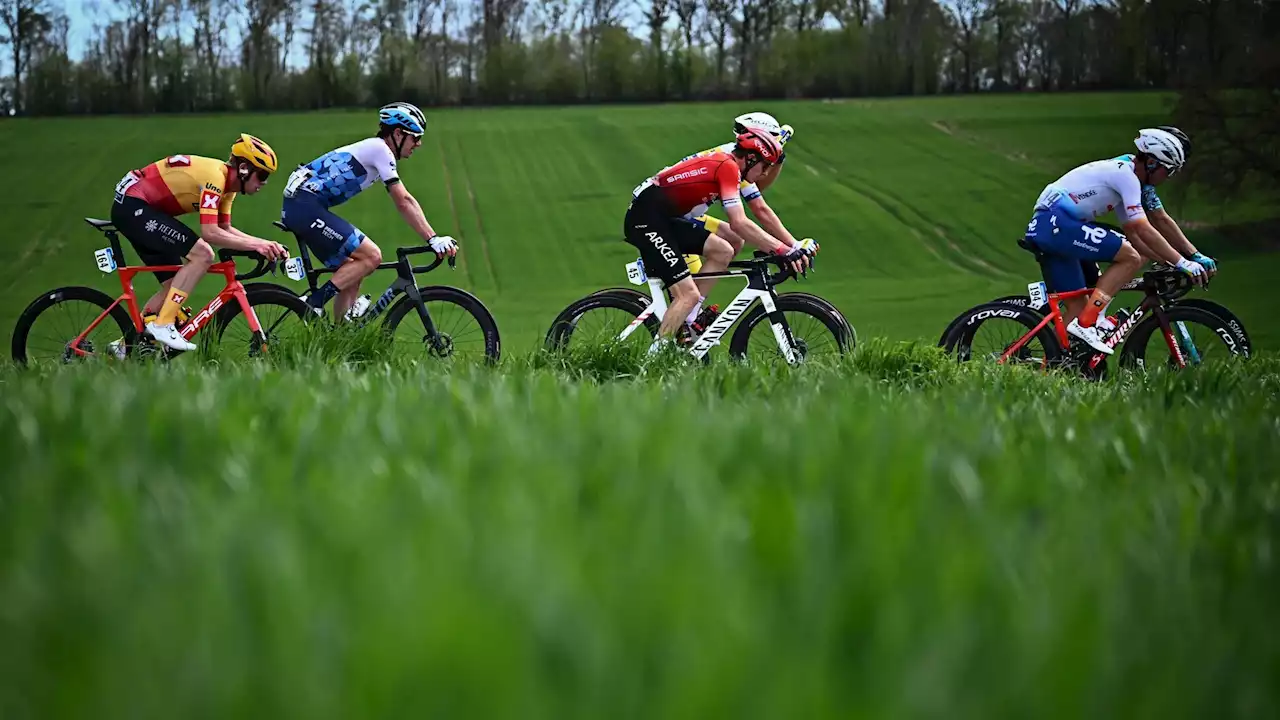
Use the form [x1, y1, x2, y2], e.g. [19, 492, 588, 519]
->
[667, 167, 708, 182]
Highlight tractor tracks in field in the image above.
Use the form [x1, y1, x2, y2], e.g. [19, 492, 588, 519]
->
[806, 158, 1006, 278]
[442, 137, 500, 292]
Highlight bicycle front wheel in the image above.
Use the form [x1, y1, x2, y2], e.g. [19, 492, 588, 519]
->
[11, 286, 135, 366]
[1119, 305, 1247, 370]
[383, 286, 501, 364]
[213, 287, 315, 358]
[728, 293, 849, 364]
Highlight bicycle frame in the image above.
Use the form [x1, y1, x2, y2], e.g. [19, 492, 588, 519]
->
[75, 219, 266, 358]
[617, 259, 799, 364]
[271, 220, 447, 338]
[995, 282, 1187, 369]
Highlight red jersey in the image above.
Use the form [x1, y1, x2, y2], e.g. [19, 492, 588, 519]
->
[650, 152, 743, 216]
[117, 154, 236, 226]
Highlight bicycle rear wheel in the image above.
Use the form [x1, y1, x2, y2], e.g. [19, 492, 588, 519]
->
[942, 301, 1064, 367]
[11, 286, 136, 366]
[383, 286, 501, 364]
[728, 293, 849, 364]
[544, 292, 658, 354]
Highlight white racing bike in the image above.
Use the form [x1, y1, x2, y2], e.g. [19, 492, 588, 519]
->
[544, 251, 854, 364]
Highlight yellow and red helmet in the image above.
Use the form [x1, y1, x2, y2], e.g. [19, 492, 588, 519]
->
[230, 133, 278, 175]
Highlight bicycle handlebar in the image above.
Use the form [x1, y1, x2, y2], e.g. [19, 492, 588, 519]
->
[397, 244, 457, 272]
[217, 248, 280, 281]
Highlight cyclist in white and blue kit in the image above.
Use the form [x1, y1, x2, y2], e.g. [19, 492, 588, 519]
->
[1023, 126, 1214, 355]
[281, 102, 458, 320]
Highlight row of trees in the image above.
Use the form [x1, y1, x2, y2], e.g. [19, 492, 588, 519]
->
[0, 0, 1274, 115]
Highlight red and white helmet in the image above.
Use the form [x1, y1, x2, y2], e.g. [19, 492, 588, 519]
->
[735, 126, 784, 165]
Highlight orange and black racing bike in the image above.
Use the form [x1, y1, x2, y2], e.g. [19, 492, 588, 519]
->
[10, 217, 313, 366]
[938, 238, 1251, 378]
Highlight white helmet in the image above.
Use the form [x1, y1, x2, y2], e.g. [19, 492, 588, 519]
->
[1134, 128, 1186, 172]
[733, 112, 783, 138]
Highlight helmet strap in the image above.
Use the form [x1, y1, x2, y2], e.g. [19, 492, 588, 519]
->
[392, 130, 407, 160]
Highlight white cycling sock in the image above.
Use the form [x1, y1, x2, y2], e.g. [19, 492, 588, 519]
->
[686, 296, 705, 325]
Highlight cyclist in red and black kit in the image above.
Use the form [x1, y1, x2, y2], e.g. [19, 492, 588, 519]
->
[625, 127, 814, 339]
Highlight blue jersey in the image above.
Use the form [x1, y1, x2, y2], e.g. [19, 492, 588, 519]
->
[284, 137, 401, 208]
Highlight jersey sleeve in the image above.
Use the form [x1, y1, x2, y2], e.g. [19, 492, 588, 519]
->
[197, 184, 224, 226]
[218, 192, 237, 225]
[1141, 184, 1163, 212]
[716, 160, 743, 209]
[1113, 168, 1146, 223]
[373, 142, 401, 188]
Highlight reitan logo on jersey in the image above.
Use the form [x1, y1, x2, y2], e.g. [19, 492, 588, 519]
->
[200, 189, 220, 210]
[668, 167, 709, 182]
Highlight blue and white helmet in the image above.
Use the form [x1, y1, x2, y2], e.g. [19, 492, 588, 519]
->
[379, 102, 426, 136]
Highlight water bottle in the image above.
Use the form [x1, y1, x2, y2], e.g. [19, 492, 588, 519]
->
[345, 294, 372, 321]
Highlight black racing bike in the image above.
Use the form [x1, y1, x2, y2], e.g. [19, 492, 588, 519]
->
[247, 220, 502, 364]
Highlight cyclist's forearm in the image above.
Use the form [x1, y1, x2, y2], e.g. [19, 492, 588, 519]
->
[744, 219, 784, 252]
[1152, 212, 1198, 256]
[752, 203, 797, 247]
[1136, 222, 1184, 265]
[220, 224, 262, 243]
[393, 193, 437, 242]
[1126, 232, 1158, 262]
[201, 226, 257, 250]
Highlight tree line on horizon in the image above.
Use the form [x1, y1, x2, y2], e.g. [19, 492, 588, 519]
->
[0, 0, 1272, 116]
[3, 0, 1276, 198]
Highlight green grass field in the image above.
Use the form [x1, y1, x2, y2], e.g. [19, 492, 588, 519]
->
[2, 93, 1279, 717]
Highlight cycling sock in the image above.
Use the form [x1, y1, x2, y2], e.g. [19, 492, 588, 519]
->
[686, 296, 705, 325]
[156, 288, 189, 326]
[308, 281, 341, 309]
[1079, 290, 1112, 328]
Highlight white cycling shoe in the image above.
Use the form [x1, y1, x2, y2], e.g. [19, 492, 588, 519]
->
[1067, 318, 1113, 355]
[145, 321, 197, 352]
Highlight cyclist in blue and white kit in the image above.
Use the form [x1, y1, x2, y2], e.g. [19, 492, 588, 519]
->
[1024, 126, 1214, 355]
[281, 102, 458, 320]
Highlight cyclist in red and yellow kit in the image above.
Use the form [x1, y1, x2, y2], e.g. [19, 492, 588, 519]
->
[624, 127, 814, 339]
[110, 133, 289, 351]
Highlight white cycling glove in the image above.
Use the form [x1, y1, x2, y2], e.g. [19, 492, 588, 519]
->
[1175, 257, 1206, 282]
[429, 235, 458, 256]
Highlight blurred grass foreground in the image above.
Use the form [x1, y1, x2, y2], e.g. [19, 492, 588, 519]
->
[1, 344, 1279, 718]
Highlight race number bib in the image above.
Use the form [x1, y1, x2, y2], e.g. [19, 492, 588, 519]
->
[284, 167, 314, 198]
[114, 172, 140, 202]
[632, 177, 655, 198]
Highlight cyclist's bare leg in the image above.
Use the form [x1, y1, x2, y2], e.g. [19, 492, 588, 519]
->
[155, 240, 213, 325]
[692, 224, 743, 300]
[692, 234, 734, 298]
[662, 276, 701, 337]
[1078, 241, 1142, 326]
[142, 278, 175, 316]
[331, 240, 382, 320]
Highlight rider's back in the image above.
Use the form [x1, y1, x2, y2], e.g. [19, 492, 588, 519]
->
[293, 137, 399, 208]
[123, 155, 233, 217]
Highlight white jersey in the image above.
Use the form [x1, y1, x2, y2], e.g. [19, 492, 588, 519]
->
[287, 137, 401, 208]
[1034, 155, 1147, 224]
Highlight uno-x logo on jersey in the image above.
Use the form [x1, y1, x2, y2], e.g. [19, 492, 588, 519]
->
[200, 190, 220, 210]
